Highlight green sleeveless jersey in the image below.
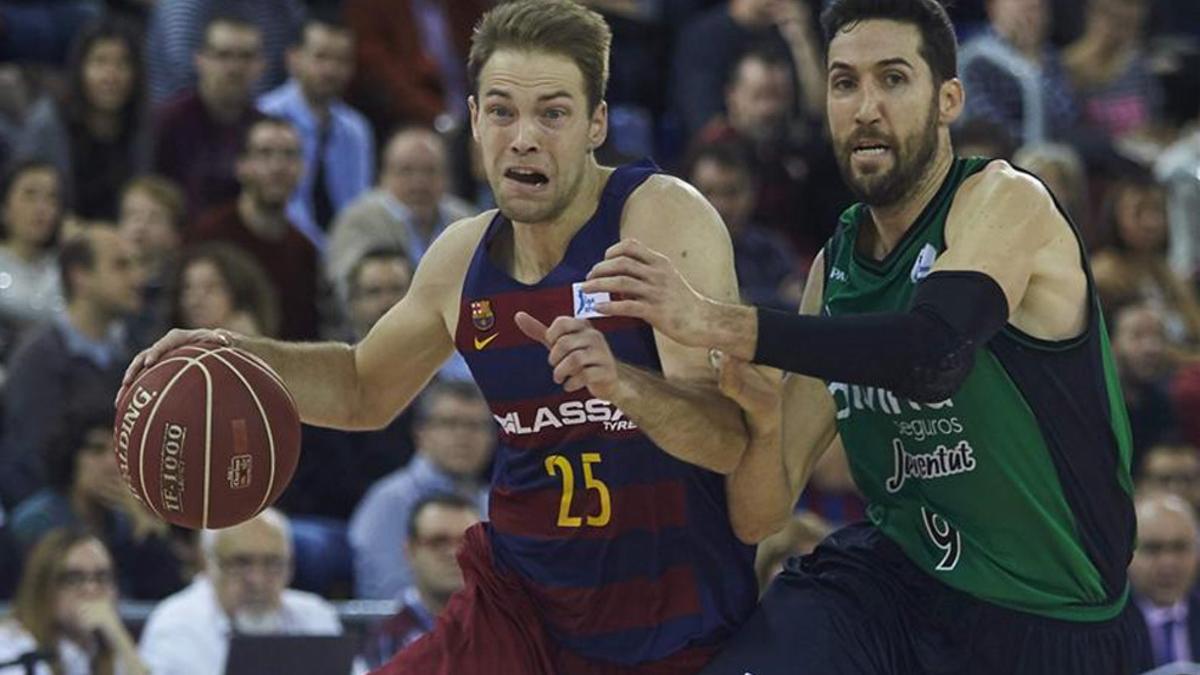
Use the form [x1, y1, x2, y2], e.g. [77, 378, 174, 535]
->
[821, 157, 1135, 621]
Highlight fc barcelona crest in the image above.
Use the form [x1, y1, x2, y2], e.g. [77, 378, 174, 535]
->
[471, 299, 496, 331]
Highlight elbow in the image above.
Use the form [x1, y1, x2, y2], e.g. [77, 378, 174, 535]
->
[730, 510, 788, 545]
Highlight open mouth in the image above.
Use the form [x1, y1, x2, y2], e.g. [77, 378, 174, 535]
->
[504, 168, 549, 186]
[853, 143, 891, 157]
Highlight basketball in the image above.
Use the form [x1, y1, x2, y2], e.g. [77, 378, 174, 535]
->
[112, 344, 301, 529]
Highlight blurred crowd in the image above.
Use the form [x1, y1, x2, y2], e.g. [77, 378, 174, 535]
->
[0, 0, 1198, 672]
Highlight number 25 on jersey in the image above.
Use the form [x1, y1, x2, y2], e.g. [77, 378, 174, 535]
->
[545, 453, 611, 528]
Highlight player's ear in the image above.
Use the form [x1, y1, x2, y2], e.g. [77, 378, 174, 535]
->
[588, 100, 608, 152]
[938, 77, 964, 126]
[467, 95, 482, 143]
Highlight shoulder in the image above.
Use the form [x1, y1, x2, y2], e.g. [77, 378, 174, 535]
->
[416, 210, 493, 272]
[333, 103, 372, 139]
[952, 160, 1060, 225]
[282, 590, 341, 632]
[0, 621, 36, 662]
[624, 173, 725, 241]
[143, 580, 213, 632]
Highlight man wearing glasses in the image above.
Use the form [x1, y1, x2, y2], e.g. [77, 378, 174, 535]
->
[138, 508, 342, 675]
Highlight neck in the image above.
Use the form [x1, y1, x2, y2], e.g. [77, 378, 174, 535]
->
[199, 86, 246, 125]
[86, 108, 121, 139]
[70, 489, 105, 531]
[864, 146, 954, 258]
[302, 87, 331, 124]
[3, 239, 41, 262]
[66, 300, 112, 341]
[237, 192, 289, 239]
[507, 161, 607, 283]
[418, 587, 449, 616]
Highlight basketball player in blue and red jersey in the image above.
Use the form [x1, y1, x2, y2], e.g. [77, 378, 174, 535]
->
[122, 1, 759, 672]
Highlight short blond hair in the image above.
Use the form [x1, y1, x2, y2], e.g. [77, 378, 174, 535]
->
[468, 0, 612, 112]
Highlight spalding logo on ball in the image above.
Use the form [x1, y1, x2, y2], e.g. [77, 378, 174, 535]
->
[113, 344, 301, 529]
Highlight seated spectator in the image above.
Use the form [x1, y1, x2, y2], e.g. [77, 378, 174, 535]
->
[152, 14, 266, 221]
[281, 248, 415, 521]
[363, 493, 481, 669]
[170, 242, 281, 338]
[951, 117, 1017, 161]
[0, 161, 64, 358]
[752, 511, 831, 595]
[0, 529, 148, 675]
[350, 380, 492, 599]
[145, 0, 305, 106]
[1063, 0, 1158, 140]
[1012, 142, 1090, 242]
[139, 509, 342, 675]
[1129, 492, 1200, 671]
[0, 226, 141, 508]
[15, 19, 150, 220]
[686, 142, 799, 309]
[189, 117, 318, 340]
[1091, 170, 1200, 346]
[117, 175, 185, 350]
[9, 405, 184, 600]
[343, 0, 486, 135]
[259, 11, 374, 249]
[0, 64, 35, 169]
[328, 126, 474, 298]
[958, 0, 1079, 144]
[693, 46, 847, 260]
[1111, 303, 1180, 467]
[1157, 111, 1200, 283]
[1139, 444, 1200, 516]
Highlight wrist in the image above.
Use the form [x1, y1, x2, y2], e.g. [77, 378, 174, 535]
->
[704, 301, 757, 360]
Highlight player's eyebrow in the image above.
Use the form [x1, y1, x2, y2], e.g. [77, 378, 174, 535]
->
[483, 88, 512, 99]
[537, 91, 574, 103]
[828, 57, 915, 73]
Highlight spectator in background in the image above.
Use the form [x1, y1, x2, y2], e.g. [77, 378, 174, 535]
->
[1129, 493, 1200, 671]
[0, 529, 148, 675]
[687, 142, 798, 308]
[1139, 444, 1200, 515]
[694, 46, 848, 260]
[672, 0, 825, 141]
[9, 405, 184, 600]
[1012, 142, 1090, 242]
[170, 243, 281, 339]
[959, 0, 1079, 144]
[1157, 111, 1200, 283]
[0, 226, 141, 509]
[152, 15, 266, 221]
[0, 161, 63, 359]
[15, 19, 149, 221]
[258, 12, 373, 251]
[362, 493, 481, 669]
[349, 381, 492, 600]
[189, 117, 317, 340]
[1092, 170, 1200, 346]
[144, 0, 305, 106]
[951, 117, 1017, 160]
[1111, 303, 1180, 469]
[752, 511, 831, 594]
[343, 0, 487, 137]
[0, 64, 35, 169]
[281, 248, 415, 518]
[139, 509, 342, 675]
[1063, 0, 1159, 140]
[328, 126, 474, 300]
[117, 175, 185, 350]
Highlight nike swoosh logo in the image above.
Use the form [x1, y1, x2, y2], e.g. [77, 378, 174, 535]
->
[474, 334, 499, 350]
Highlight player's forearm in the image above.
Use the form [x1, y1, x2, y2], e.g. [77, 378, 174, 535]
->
[224, 334, 368, 429]
[609, 363, 749, 474]
[726, 418, 791, 544]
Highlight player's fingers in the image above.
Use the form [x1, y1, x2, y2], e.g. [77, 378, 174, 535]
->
[545, 316, 590, 346]
[580, 275, 650, 299]
[604, 238, 656, 265]
[547, 333, 593, 368]
[594, 299, 649, 319]
[515, 311, 552, 348]
[121, 351, 148, 387]
[585, 256, 650, 282]
[553, 350, 594, 385]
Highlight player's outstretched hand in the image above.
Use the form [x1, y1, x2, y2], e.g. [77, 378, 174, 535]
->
[119, 328, 234, 394]
[582, 239, 712, 348]
[516, 312, 621, 400]
[712, 349, 782, 432]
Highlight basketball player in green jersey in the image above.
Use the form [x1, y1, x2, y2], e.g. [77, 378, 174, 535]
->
[578, 0, 1147, 671]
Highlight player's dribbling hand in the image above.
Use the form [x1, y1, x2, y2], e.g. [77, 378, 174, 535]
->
[118, 328, 235, 399]
[515, 312, 621, 400]
[582, 239, 712, 348]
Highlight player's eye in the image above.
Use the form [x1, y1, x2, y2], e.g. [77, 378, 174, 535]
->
[831, 77, 856, 92]
[884, 71, 907, 87]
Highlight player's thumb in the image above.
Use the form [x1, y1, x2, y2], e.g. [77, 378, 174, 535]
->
[515, 311, 551, 348]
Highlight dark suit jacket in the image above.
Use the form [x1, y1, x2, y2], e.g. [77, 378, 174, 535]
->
[1134, 592, 1200, 672]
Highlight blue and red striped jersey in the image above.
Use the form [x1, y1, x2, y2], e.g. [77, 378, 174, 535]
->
[453, 161, 756, 666]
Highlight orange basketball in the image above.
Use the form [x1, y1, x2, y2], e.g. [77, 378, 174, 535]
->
[112, 344, 301, 529]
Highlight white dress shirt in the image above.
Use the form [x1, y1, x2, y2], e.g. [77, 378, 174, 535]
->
[138, 575, 342, 675]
